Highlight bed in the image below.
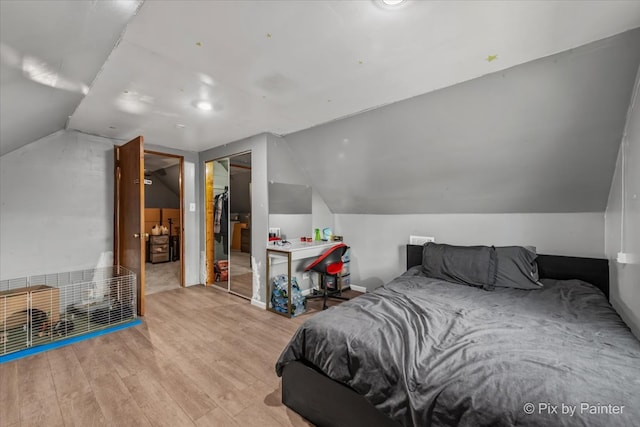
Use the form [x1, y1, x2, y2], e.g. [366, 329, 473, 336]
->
[276, 244, 640, 427]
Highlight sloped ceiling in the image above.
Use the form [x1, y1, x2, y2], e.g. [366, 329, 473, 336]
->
[144, 153, 180, 195]
[66, 0, 640, 152]
[0, 0, 142, 156]
[284, 29, 640, 214]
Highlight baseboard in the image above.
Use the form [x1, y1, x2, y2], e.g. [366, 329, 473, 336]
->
[251, 298, 266, 309]
[350, 285, 367, 293]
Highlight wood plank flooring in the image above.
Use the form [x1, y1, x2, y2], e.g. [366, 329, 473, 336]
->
[0, 286, 360, 427]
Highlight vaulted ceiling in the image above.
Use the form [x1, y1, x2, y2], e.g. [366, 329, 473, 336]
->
[0, 0, 143, 156]
[284, 29, 640, 214]
[1, 0, 640, 156]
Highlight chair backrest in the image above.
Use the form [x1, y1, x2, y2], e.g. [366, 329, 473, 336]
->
[305, 243, 348, 275]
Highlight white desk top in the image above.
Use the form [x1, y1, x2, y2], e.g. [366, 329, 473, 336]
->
[266, 240, 337, 253]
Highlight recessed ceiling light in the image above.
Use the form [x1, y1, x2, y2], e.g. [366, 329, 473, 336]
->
[175, 124, 186, 129]
[382, 0, 405, 5]
[196, 101, 212, 111]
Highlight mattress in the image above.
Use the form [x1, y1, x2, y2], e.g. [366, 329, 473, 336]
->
[276, 267, 640, 426]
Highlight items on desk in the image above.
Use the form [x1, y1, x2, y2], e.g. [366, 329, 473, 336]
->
[314, 228, 322, 241]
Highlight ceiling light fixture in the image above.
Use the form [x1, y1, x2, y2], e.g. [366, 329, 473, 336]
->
[382, 0, 405, 5]
[196, 100, 212, 111]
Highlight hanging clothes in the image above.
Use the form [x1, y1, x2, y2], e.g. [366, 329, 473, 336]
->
[213, 189, 229, 255]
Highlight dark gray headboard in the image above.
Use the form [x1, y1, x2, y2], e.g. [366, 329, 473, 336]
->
[406, 244, 610, 298]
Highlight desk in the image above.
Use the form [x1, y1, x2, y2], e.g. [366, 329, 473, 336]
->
[266, 240, 339, 318]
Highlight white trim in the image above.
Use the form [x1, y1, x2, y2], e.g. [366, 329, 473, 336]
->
[350, 285, 367, 293]
[251, 298, 266, 309]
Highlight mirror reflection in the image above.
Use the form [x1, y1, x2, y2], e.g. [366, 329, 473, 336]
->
[229, 153, 252, 299]
[212, 159, 229, 289]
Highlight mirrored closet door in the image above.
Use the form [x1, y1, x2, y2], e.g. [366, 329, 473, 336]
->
[228, 152, 252, 299]
[205, 152, 252, 300]
[206, 158, 230, 291]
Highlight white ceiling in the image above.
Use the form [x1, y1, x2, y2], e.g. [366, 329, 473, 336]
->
[1, 1, 640, 155]
[0, 0, 142, 156]
[65, 0, 640, 153]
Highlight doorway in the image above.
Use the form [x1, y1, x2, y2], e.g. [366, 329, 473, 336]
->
[205, 152, 252, 300]
[144, 151, 185, 295]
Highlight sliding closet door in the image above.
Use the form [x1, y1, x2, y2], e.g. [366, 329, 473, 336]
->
[205, 159, 230, 290]
[228, 152, 252, 299]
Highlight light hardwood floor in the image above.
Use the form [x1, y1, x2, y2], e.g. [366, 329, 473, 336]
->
[0, 285, 360, 427]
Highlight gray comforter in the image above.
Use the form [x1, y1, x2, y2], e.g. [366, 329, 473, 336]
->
[276, 268, 640, 426]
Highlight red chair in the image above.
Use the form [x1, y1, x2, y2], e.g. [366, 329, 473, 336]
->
[305, 243, 350, 310]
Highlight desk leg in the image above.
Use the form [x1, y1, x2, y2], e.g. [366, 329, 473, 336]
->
[287, 252, 292, 318]
[266, 250, 270, 311]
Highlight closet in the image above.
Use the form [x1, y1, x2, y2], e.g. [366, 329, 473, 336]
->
[205, 152, 252, 299]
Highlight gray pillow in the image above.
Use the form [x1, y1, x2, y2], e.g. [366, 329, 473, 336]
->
[494, 246, 542, 289]
[422, 243, 497, 290]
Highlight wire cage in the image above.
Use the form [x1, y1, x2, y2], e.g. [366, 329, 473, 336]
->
[0, 266, 136, 356]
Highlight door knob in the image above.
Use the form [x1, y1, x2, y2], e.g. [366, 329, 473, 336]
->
[134, 233, 140, 238]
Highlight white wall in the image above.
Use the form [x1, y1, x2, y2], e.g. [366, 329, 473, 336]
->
[605, 67, 640, 339]
[335, 213, 605, 290]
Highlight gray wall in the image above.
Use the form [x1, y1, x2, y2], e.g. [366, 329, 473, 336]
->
[154, 164, 181, 196]
[145, 173, 179, 208]
[230, 170, 251, 214]
[605, 66, 640, 339]
[284, 29, 640, 215]
[267, 133, 314, 238]
[0, 130, 201, 286]
[0, 130, 116, 279]
[335, 213, 605, 291]
[199, 134, 269, 304]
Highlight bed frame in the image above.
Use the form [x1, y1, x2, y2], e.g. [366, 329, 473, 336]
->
[281, 245, 610, 427]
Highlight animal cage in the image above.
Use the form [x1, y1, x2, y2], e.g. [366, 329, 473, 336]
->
[0, 266, 136, 357]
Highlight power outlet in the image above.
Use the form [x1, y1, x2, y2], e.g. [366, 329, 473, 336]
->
[409, 235, 435, 245]
[617, 252, 634, 264]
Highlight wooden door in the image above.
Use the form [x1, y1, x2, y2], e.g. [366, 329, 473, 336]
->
[114, 136, 146, 315]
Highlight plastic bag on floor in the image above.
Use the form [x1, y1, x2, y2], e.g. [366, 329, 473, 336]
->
[271, 275, 306, 316]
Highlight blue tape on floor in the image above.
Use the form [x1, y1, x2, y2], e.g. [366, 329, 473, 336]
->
[0, 319, 143, 364]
